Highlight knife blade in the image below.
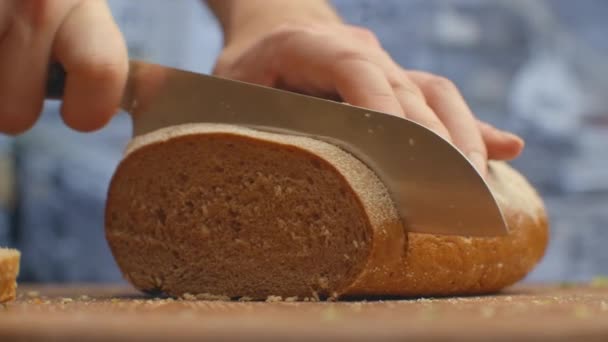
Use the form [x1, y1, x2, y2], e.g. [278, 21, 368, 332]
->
[47, 60, 507, 237]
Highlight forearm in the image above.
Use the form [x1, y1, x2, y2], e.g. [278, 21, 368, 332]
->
[205, 0, 342, 46]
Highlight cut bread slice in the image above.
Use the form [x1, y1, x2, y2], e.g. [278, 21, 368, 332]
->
[0, 248, 20, 303]
[105, 124, 548, 299]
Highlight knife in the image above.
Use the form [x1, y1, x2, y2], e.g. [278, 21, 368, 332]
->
[46, 60, 507, 237]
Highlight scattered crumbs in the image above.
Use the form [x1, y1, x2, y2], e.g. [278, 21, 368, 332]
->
[480, 306, 496, 318]
[27, 291, 40, 298]
[79, 295, 90, 301]
[504, 296, 513, 302]
[532, 299, 550, 305]
[600, 301, 608, 312]
[320, 306, 339, 321]
[60, 297, 74, 304]
[590, 276, 608, 288]
[110, 298, 120, 304]
[266, 296, 283, 303]
[408, 138, 415, 146]
[238, 296, 253, 302]
[416, 297, 433, 303]
[181, 293, 197, 301]
[284, 296, 299, 302]
[353, 240, 359, 249]
[311, 291, 320, 302]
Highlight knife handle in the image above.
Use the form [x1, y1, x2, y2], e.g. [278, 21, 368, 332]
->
[46, 63, 67, 100]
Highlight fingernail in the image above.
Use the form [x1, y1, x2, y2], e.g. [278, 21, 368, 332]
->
[468, 152, 487, 177]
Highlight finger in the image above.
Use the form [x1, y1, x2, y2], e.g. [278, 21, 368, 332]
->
[53, 0, 128, 132]
[0, 1, 54, 134]
[333, 58, 404, 117]
[407, 71, 488, 176]
[331, 38, 454, 142]
[267, 27, 403, 116]
[390, 77, 453, 143]
[478, 121, 525, 160]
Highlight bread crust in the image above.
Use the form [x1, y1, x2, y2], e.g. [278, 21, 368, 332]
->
[106, 124, 548, 298]
[0, 248, 20, 303]
[343, 161, 549, 297]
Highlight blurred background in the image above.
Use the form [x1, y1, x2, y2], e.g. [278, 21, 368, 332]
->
[0, 0, 606, 284]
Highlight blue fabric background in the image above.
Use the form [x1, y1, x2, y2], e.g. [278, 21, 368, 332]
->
[0, 0, 606, 283]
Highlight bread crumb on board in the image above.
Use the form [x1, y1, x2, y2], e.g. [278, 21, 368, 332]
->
[27, 291, 40, 298]
[60, 297, 74, 304]
[181, 293, 230, 301]
[265, 295, 283, 303]
[173, 293, 328, 303]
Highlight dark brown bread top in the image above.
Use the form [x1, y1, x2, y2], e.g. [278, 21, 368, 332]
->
[105, 124, 548, 299]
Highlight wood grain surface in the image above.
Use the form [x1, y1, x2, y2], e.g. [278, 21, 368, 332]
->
[1, 284, 607, 341]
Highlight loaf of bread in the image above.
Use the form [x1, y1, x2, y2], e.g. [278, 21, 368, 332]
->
[105, 124, 548, 300]
[0, 248, 20, 303]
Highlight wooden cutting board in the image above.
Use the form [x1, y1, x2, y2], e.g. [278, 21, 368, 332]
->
[1, 284, 607, 341]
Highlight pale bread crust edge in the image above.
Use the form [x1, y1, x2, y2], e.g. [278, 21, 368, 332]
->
[0, 248, 20, 303]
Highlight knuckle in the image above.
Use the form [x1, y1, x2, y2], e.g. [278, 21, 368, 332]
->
[348, 26, 380, 45]
[335, 47, 372, 65]
[268, 23, 314, 40]
[426, 76, 458, 94]
[266, 23, 319, 58]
